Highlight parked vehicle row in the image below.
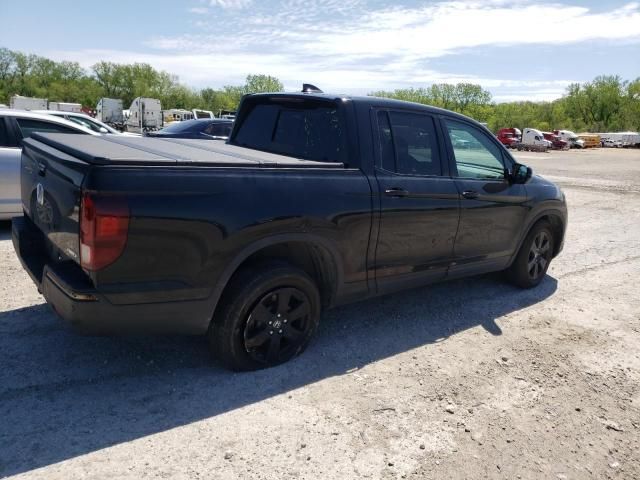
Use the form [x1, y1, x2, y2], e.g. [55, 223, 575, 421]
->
[8, 95, 233, 134]
[495, 127, 640, 150]
[497, 126, 588, 151]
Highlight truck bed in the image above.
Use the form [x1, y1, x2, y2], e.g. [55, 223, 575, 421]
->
[29, 133, 345, 168]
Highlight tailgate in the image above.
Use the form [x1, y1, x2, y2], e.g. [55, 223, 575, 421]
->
[20, 137, 91, 264]
[20, 133, 176, 265]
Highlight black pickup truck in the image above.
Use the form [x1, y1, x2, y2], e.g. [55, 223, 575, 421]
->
[12, 88, 567, 370]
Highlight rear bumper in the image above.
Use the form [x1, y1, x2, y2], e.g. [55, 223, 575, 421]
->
[12, 216, 212, 335]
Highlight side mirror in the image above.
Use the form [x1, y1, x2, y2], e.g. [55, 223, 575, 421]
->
[99, 127, 109, 134]
[511, 163, 532, 184]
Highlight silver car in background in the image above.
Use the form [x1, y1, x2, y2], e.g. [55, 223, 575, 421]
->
[0, 110, 98, 220]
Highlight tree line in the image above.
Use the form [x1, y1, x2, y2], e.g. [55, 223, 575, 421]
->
[371, 77, 640, 133]
[0, 47, 283, 114]
[1, 47, 638, 132]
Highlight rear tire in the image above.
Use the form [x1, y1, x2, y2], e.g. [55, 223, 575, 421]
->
[507, 221, 555, 289]
[209, 261, 321, 371]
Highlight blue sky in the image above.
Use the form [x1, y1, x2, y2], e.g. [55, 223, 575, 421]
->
[1, 0, 639, 101]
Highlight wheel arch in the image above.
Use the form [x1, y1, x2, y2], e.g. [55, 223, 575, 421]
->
[209, 234, 345, 320]
[511, 209, 566, 265]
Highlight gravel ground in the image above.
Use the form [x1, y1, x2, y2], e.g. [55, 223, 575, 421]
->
[1, 148, 639, 479]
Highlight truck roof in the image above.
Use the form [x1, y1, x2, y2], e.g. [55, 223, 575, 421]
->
[246, 92, 481, 125]
[26, 133, 345, 168]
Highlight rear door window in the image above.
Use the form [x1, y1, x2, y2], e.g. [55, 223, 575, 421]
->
[233, 101, 348, 163]
[16, 118, 82, 139]
[376, 110, 442, 176]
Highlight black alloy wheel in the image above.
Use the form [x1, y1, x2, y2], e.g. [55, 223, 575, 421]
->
[244, 287, 312, 364]
[507, 221, 555, 289]
[209, 261, 321, 371]
[527, 230, 552, 281]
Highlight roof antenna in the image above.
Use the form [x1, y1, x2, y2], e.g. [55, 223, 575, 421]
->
[302, 83, 323, 93]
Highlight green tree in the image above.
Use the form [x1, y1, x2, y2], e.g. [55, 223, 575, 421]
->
[243, 74, 283, 94]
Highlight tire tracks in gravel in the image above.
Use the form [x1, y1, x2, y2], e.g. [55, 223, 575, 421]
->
[557, 255, 640, 279]
[545, 175, 640, 195]
[0, 364, 208, 404]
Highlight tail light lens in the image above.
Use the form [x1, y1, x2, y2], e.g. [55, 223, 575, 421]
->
[80, 192, 129, 271]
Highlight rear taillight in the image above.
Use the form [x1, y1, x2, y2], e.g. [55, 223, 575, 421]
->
[80, 192, 129, 271]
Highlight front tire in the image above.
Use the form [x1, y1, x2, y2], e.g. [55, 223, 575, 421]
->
[507, 221, 555, 288]
[209, 261, 321, 371]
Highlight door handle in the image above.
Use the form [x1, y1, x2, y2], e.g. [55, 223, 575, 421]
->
[461, 190, 479, 199]
[384, 188, 409, 198]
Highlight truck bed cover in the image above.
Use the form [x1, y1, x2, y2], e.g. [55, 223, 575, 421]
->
[27, 133, 345, 168]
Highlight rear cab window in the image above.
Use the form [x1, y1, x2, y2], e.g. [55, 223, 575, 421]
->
[231, 97, 349, 163]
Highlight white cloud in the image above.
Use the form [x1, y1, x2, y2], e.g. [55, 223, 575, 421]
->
[188, 7, 209, 14]
[208, 0, 252, 9]
[302, 1, 640, 60]
[43, 1, 640, 99]
[43, 47, 576, 102]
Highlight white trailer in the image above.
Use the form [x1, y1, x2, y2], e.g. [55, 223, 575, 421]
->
[515, 128, 552, 152]
[96, 98, 124, 126]
[10, 95, 47, 111]
[48, 102, 82, 113]
[125, 97, 162, 133]
[599, 132, 640, 148]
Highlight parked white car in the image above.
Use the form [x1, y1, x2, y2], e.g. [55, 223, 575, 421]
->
[0, 110, 99, 220]
[602, 138, 623, 148]
[32, 111, 140, 136]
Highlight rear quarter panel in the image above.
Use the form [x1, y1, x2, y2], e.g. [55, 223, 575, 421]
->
[87, 166, 374, 306]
